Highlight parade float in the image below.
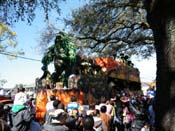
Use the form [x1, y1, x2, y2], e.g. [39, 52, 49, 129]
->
[35, 32, 141, 122]
[72, 55, 141, 104]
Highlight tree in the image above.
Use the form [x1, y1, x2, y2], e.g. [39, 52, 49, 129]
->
[38, 23, 60, 52]
[145, 0, 175, 130]
[0, 0, 65, 25]
[65, 0, 175, 130]
[0, 0, 67, 58]
[0, 23, 24, 58]
[65, 0, 155, 58]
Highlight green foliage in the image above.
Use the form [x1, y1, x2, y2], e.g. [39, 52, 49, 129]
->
[0, 23, 24, 58]
[0, 23, 17, 49]
[65, 0, 155, 58]
[0, 0, 65, 25]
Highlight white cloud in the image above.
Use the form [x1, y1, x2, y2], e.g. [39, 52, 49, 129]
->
[132, 54, 156, 82]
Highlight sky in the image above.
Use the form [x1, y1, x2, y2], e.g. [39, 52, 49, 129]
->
[0, 0, 156, 88]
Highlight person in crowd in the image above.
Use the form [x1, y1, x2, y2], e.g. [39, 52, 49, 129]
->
[13, 86, 27, 106]
[82, 115, 95, 131]
[99, 97, 106, 110]
[107, 99, 116, 131]
[3, 104, 12, 127]
[42, 109, 69, 131]
[44, 99, 61, 123]
[141, 122, 150, 131]
[129, 95, 147, 131]
[46, 95, 56, 111]
[68, 70, 80, 89]
[122, 102, 131, 131]
[11, 104, 33, 131]
[100, 105, 111, 130]
[114, 97, 124, 131]
[91, 108, 108, 131]
[147, 97, 155, 129]
[28, 97, 36, 117]
[0, 119, 11, 131]
[65, 108, 81, 131]
[0, 103, 5, 119]
[11, 86, 33, 131]
[30, 118, 42, 131]
[0, 103, 11, 131]
[66, 96, 80, 113]
[106, 100, 113, 118]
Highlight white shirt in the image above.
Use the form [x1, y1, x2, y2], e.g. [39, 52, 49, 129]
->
[46, 101, 54, 111]
[13, 92, 27, 105]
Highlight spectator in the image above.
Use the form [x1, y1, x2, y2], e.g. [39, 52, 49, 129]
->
[100, 105, 111, 130]
[46, 95, 56, 111]
[30, 119, 41, 131]
[0, 103, 5, 119]
[11, 86, 33, 131]
[13, 86, 27, 106]
[66, 96, 80, 115]
[43, 109, 69, 131]
[65, 108, 81, 130]
[99, 97, 106, 110]
[82, 115, 95, 131]
[44, 99, 61, 123]
[141, 122, 150, 131]
[92, 108, 108, 131]
[114, 98, 124, 131]
[0, 119, 11, 131]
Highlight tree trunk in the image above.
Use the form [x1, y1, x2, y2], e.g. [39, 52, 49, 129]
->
[145, 0, 175, 130]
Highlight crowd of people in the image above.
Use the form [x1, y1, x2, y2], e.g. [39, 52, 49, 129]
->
[0, 85, 156, 131]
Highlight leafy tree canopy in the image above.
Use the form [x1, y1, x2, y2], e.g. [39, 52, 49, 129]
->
[0, 0, 66, 58]
[0, 0, 65, 26]
[0, 23, 24, 59]
[65, 0, 155, 58]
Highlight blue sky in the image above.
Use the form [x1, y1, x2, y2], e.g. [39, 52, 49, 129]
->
[0, 0, 156, 88]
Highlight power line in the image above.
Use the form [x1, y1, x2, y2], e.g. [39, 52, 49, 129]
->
[0, 52, 41, 62]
